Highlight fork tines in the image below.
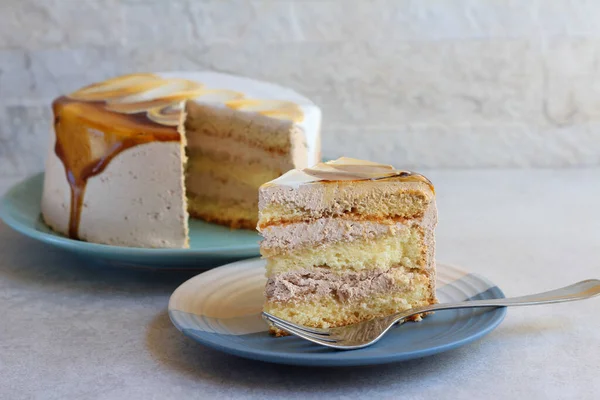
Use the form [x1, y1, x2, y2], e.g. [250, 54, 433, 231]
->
[262, 312, 337, 344]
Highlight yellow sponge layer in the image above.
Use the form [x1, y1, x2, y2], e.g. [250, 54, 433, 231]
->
[259, 188, 430, 227]
[264, 274, 433, 330]
[187, 195, 257, 229]
[265, 227, 425, 277]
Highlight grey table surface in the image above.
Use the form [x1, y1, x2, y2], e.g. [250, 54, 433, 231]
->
[1, 169, 599, 400]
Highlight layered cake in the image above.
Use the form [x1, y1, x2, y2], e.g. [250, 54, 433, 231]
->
[42, 72, 321, 247]
[257, 157, 437, 335]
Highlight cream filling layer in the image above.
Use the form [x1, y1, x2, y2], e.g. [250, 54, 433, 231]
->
[266, 266, 430, 304]
[186, 171, 258, 202]
[264, 226, 425, 276]
[260, 218, 415, 255]
[186, 130, 295, 172]
[187, 156, 280, 188]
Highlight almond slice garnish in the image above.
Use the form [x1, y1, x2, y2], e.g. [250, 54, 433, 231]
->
[327, 157, 394, 169]
[68, 74, 165, 101]
[69, 74, 306, 125]
[226, 99, 304, 122]
[258, 108, 304, 122]
[195, 89, 245, 103]
[303, 160, 432, 188]
[108, 79, 204, 104]
[105, 99, 179, 114]
[147, 104, 184, 126]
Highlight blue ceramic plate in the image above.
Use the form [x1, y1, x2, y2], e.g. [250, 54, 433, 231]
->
[169, 258, 507, 366]
[0, 173, 261, 268]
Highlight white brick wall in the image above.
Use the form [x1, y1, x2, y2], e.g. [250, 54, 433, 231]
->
[1, 0, 600, 179]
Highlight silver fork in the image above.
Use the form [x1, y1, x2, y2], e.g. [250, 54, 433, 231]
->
[262, 279, 600, 350]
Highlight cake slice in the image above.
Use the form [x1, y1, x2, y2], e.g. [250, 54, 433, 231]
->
[257, 157, 437, 335]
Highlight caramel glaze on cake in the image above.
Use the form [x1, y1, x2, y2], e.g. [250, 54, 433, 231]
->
[52, 96, 182, 239]
[49, 73, 203, 240]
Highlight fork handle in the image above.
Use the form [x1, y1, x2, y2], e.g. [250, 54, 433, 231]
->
[401, 279, 600, 320]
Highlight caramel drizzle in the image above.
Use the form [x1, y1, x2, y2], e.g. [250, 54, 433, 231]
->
[53, 97, 182, 239]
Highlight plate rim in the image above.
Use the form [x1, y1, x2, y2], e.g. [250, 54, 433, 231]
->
[168, 258, 507, 367]
[0, 173, 261, 259]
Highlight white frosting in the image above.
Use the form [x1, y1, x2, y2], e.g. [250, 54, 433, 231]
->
[158, 71, 321, 166]
[260, 218, 412, 252]
[41, 133, 188, 248]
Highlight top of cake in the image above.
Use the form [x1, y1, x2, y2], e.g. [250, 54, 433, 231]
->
[263, 157, 434, 191]
[57, 71, 309, 128]
[53, 72, 314, 190]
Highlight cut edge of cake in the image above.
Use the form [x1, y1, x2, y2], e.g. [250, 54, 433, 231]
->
[183, 98, 312, 230]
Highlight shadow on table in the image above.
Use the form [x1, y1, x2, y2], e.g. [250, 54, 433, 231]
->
[0, 231, 212, 296]
[145, 310, 473, 391]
